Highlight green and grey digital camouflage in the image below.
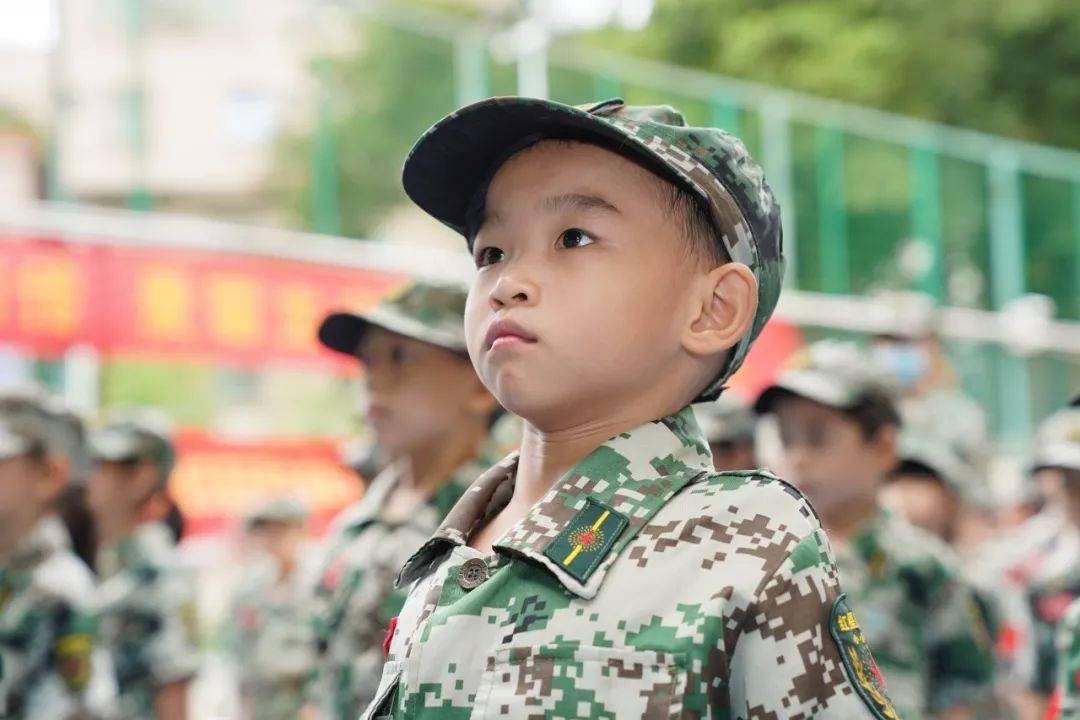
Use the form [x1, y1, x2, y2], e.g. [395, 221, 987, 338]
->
[319, 280, 470, 356]
[896, 430, 979, 504]
[308, 456, 489, 720]
[0, 516, 106, 719]
[362, 407, 897, 719]
[401, 97, 785, 400]
[835, 507, 995, 718]
[1057, 598, 1080, 718]
[93, 522, 199, 719]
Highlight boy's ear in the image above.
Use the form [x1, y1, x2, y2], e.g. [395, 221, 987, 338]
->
[682, 263, 758, 358]
[869, 423, 900, 475]
[465, 377, 500, 419]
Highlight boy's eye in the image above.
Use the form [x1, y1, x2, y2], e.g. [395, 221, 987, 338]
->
[390, 346, 409, 365]
[474, 246, 504, 268]
[556, 228, 596, 249]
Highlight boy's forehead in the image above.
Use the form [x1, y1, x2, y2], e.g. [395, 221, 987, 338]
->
[484, 139, 667, 213]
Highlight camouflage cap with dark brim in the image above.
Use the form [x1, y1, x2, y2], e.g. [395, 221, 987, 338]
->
[401, 96, 784, 400]
[87, 410, 176, 480]
[319, 279, 469, 357]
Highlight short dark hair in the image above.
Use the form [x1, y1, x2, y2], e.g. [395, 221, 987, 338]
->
[463, 139, 729, 268]
[841, 392, 902, 440]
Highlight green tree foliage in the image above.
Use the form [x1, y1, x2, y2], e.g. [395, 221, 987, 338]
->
[592, 0, 1080, 150]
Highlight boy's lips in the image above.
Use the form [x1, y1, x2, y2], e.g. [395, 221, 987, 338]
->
[483, 318, 537, 351]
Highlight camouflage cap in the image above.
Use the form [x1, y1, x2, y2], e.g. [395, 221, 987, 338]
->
[245, 496, 309, 527]
[319, 279, 469, 356]
[402, 97, 784, 400]
[87, 408, 176, 481]
[0, 387, 78, 463]
[894, 431, 977, 502]
[693, 395, 757, 445]
[1031, 406, 1080, 474]
[0, 415, 45, 461]
[754, 340, 901, 418]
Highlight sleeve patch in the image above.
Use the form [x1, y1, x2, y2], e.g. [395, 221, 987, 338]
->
[829, 594, 899, 720]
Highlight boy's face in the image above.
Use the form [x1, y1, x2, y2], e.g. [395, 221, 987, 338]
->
[772, 395, 897, 518]
[880, 474, 958, 541]
[86, 459, 158, 525]
[249, 521, 305, 569]
[0, 454, 57, 528]
[465, 140, 707, 428]
[710, 440, 756, 472]
[357, 326, 493, 458]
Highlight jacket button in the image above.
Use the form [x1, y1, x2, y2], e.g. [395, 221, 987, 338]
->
[457, 558, 489, 590]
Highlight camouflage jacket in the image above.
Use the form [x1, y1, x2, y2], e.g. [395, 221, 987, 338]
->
[227, 559, 316, 720]
[834, 506, 995, 718]
[94, 521, 200, 719]
[0, 516, 108, 719]
[364, 407, 897, 720]
[309, 457, 487, 720]
[1023, 528, 1080, 696]
[1057, 598, 1080, 719]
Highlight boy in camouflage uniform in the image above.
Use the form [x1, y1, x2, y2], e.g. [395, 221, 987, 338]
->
[1021, 404, 1080, 718]
[0, 398, 112, 719]
[364, 97, 897, 719]
[307, 280, 502, 719]
[227, 497, 315, 720]
[87, 413, 199, 720]
[693, 394, 758, 472]
[755, 341, 995, 719]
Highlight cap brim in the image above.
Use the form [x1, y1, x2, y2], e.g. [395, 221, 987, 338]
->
[1030, 444, 1080, 474]
[753, 370, 855, 414]
[87, 430, 141, 463]
[402, 97, 692, 237]
[318, 312, 370, 356]
[0, 427, 31, 461]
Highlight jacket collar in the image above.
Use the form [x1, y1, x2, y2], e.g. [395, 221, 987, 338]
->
[399, 406, 714, 598]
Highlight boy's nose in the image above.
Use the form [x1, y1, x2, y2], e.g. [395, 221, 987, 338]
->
[488, 273, 537, 310]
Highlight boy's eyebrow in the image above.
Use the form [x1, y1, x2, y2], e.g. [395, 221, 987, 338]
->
[539, 193, 620, 215]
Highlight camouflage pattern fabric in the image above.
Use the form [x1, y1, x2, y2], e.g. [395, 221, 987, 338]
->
[226, 559, 315, 720]
[833, 507, 995, 718]
[1057, 598, 1080, 719]
[362, 406, 895, 719]
[309, 456, 489, 720]
[319, 279, 471, 356]
[94, 521, 199, 719]
[0, 516, 109, 719]
[401, 97, 785, 400]
[1022, 528, 1080, 696]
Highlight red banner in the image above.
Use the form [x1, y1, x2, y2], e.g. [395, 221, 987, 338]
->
[170, 430, 363, 536]
[0, 236, 406, 369]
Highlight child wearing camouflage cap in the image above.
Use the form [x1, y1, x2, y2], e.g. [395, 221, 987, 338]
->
[755, 341, 995, 719]
[308, 280, 503, 720]
[0, 393, 113, 718]
[365, 97, 895, 719]
[86, 410, 199, 720]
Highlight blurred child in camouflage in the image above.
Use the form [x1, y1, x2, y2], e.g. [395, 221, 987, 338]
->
[693, 393, 758, 471]
[307, 279, 502, 719]
[755, 341, 995, 719]
[87, 412, 199, 720]
[227, 496, 315, 720]
[1017, 402, 1080, 718]
[0, 394, 112, 718]
[365, 97, 896, 719]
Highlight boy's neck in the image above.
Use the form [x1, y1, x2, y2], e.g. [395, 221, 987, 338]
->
[0, 510, 45, 562]
[403, 422, 487, 493]
[513, 403, 683, 509]
[819, 494, 880, 546]
[97, 513, 142, 549]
